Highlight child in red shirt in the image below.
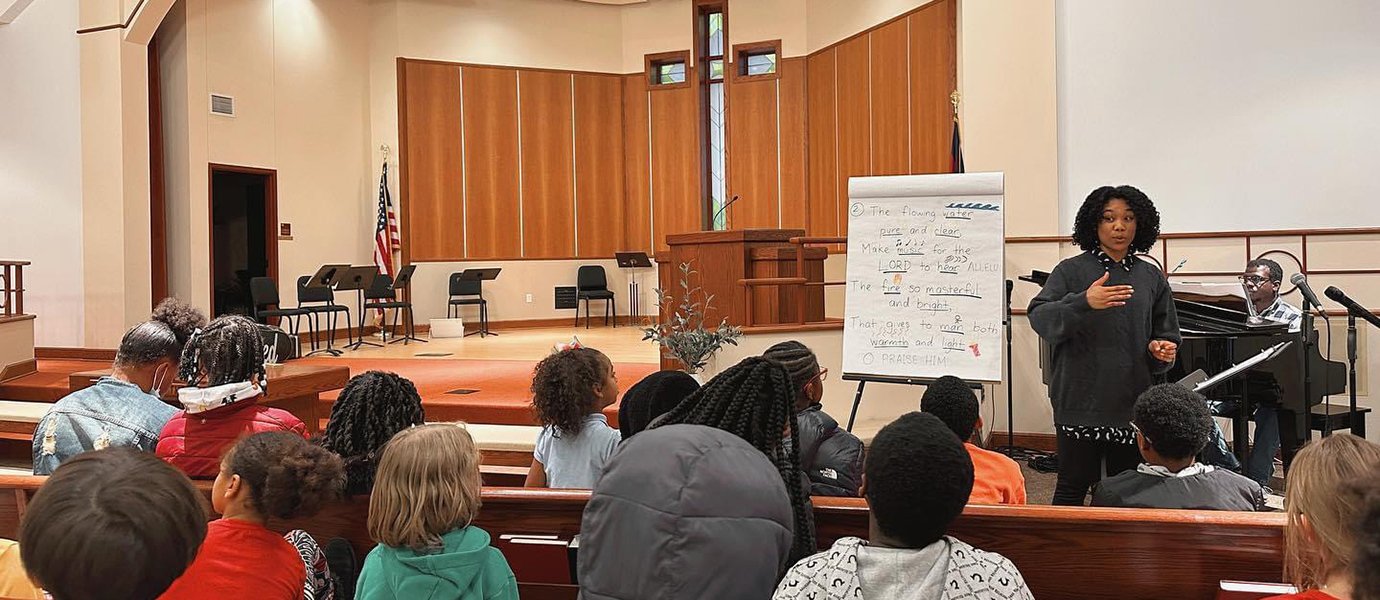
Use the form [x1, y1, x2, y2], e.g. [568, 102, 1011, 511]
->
[161, 431, 344, 600]
[1263, 434, 1380, 600]
[921, 376, 1026, 505]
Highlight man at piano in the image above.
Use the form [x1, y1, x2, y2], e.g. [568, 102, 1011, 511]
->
[1029, 185, 1181, 506]
[1201, 258, 1302, 487]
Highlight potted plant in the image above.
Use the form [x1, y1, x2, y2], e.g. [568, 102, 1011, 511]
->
[642, 261, 743, 376]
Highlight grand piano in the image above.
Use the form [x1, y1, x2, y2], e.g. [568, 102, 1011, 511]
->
[1027, 272, 1347, 473]
[1169, 281, 1346, 470]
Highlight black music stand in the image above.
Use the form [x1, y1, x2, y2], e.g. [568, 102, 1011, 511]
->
[302, 264, 351, 356]
[337, 266, 384, 350]
[387, 265, 426, 345]
[457, 268, 501, 337]
[615, 252, 653, 325]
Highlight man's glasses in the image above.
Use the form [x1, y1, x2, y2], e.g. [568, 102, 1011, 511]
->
[1237, 275, 1271, 286]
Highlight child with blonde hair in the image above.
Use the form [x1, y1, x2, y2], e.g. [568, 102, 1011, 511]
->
[1265, 434, 1380, 600]
[357, 424, 516, 600]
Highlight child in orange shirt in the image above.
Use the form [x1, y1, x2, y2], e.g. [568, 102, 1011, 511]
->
[921, 376, 1026, 505]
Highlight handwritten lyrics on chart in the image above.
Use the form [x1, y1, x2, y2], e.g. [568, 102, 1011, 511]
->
[842, 173, 1005, 382]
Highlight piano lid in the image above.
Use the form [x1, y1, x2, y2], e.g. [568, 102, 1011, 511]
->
[1172, 281, 1288, 336]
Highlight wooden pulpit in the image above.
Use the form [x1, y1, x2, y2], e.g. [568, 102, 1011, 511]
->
[658, 229, 826, 328]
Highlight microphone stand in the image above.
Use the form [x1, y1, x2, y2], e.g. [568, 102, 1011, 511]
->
[1300, 296, 1315, 440]
[1004, 279, 1015, 455]
[1347, 313, 1358, 438]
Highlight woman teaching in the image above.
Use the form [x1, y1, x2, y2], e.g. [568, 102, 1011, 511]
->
[1028, 185, 1181, 506]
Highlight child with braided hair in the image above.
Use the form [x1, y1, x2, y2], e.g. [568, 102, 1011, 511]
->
[317, 371, 425, 496]
[157, 315, 307, 479]
[524, 347, 622, 489]
[160, 431, 345, 600]
[648, 356, 818, 566]
[762, 340, 864, 497]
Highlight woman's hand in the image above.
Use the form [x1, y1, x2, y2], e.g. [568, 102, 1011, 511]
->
[1149, 339, 1178, 363]
[1086, 271, 1134, 309]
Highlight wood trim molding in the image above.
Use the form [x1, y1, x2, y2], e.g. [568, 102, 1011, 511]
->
[644, 50, 693, 91]
[1007, 226, 1380, 244]
[399, 57, 626, 79]
[0, 359, 36, 383]
[982, 431, 1056, 453]
[75, 0, 147, 34]
[730, 39, 783, 83]
[0, 315, 36, 326]
[34, 347, 117, 361]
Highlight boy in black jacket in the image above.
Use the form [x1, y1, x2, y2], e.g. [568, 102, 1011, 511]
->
[1093, 383, 1264, 511]
[764, 341, 864, 497]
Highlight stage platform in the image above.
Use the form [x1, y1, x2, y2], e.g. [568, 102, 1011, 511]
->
[0, 326, 660, 428]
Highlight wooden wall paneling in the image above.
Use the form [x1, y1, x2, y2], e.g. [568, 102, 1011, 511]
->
[805, 49, 838, 238]
[835, 36, 872, 237]
[518, 70, 576, 258]
[726, 78, 780, 229]
[574, 74, 627, 257]
[778, 58, 808, 230]
[462, 66, 522, 259]
[622, 74, 652, 254]
[869, 18, 911, 176]
[400, 60, 465, 261]
[650, 85, 702, 253]
[909, 0, 958, 174]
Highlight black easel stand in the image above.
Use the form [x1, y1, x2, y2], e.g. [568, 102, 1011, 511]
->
[457, 268, 502, 338]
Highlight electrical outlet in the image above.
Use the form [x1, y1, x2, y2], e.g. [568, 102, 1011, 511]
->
[525, 293, 533, 303]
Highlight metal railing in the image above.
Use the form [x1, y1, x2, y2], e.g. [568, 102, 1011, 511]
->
[737, 237, 846, 327]
[0, 261, 29, 318]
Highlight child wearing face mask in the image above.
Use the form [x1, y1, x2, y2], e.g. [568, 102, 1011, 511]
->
[33, 298, 207, 475]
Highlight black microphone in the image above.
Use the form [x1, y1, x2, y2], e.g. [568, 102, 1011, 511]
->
[1290, 273, 1327, 317]
[711, 195, 741, 227]
[1325, 286, 1380, 330]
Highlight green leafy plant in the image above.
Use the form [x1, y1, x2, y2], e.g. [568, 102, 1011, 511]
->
[642, 261, 743, 374]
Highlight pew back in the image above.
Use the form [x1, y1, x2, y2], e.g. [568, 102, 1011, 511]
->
[0, 476, 1284, 600]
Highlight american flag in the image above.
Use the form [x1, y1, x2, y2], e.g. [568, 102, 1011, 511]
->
[373, 162, 400, 277]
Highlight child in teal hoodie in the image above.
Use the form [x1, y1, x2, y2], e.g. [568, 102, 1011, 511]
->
[356, 424, 517, 600]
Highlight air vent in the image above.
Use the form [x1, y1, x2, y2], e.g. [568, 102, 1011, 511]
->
[210, 94, 235, 116]
[555, 286, 578, 310]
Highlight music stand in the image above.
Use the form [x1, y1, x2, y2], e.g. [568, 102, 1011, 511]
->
[457, 268, 502, 337]
[337, 266, 383, 350]
[387, 265, 426, 345]
[615, 252, 653, 325]
[302, 264, 351, 356]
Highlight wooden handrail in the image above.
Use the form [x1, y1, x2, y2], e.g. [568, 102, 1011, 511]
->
[0, 260, 27, 317]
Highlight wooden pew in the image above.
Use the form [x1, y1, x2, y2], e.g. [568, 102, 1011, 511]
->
[0, 476, 1284, 600]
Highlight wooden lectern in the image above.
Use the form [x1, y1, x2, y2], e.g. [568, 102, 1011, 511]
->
[658, 229, 826, 328]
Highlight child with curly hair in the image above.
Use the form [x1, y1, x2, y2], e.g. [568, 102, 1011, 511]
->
[1092, 383, 1263, 511]
[160, 431, 344, 600]
[524, 347, 621, 489]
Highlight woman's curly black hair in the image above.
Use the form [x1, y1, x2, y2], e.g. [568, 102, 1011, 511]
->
[531, 347, 611, 436]
[317, 371, 425, 496]
[225, 431, 344, 520]
[115, 298, 208, 369]
[649, 357, 817, 566]
[1072, 185, 1161, 253]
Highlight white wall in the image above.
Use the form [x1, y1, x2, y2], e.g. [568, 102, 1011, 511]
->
[1056, 0, 1380, 232]
[399, 0, 625, 72]
[0, 0, 84, 346]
